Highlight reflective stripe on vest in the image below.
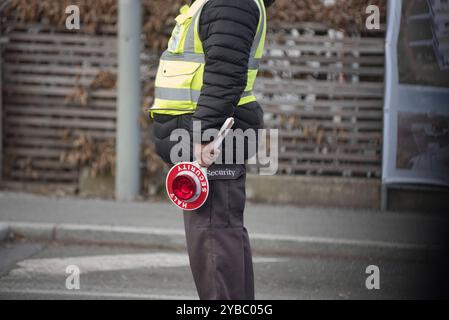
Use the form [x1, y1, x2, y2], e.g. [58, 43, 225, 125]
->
[155, 87, 255, 102]
[149, 0, 266, 116]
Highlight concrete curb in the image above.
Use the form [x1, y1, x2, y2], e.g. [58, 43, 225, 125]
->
[1, 221, 434, 260]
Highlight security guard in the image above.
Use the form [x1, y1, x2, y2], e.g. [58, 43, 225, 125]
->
[148, 0, 274, 300]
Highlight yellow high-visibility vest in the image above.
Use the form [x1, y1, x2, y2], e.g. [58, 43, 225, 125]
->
[149, 0, 267, 117]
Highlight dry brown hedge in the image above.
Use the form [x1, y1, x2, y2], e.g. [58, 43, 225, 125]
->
[5, 0, 386, 51]
[270, 0, 386, 27]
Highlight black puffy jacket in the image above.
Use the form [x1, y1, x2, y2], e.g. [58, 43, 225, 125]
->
[152, 0, 273, 164]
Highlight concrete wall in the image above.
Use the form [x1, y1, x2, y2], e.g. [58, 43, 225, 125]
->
[246, 175, 381, 209]
[386, 184, 449, 214]
[246, 175, 449, 212]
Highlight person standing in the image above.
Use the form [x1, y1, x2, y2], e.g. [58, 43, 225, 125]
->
[148, 0, 275, 299]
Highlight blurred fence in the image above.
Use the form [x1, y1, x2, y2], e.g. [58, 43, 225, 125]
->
[0, 19, 385, 191]
[261, 23, 384, 178]
[1, 23, 117, 190]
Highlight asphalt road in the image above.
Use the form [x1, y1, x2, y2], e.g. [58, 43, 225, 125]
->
[0, 240, 443, 300]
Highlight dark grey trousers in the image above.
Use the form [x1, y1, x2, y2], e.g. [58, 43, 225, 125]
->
[183, 164, 255, 300]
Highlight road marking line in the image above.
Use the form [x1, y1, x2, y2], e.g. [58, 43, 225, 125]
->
[9, 253, 284, 276]
[12, 253, 189, 276]
[0, 288, 196, 300]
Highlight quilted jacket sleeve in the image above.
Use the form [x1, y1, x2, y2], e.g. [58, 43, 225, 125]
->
[192, 0, 260, 137]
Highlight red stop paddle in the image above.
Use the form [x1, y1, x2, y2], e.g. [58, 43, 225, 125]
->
[166, 118, 235, 211]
